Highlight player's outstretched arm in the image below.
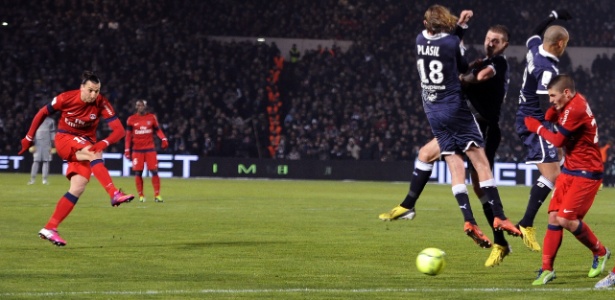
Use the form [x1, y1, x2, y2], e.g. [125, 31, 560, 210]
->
[19, 106, 51, 155]
[531, 9, 572, 37]
[454, 10, 473, 40]
[549, 9, 572, 21]
[458, 10, 473, 26]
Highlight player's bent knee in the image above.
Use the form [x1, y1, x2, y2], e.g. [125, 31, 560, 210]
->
[75, 146, 103, 162]
[68, 175, 89, 197]
[418, 140, 441, 163]
[556, 217, 578, 231]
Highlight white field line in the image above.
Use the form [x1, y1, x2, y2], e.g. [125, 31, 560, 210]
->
[1, 287, 609, 297]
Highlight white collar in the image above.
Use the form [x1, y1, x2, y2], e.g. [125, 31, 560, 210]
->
[539, 44, 559, 62]
[422, 30, 450, 40]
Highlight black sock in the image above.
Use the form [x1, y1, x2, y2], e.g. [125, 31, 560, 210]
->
[454, 189, 475, 224]
[483, 202, 507, 246]
[480, 185, 506, 219]
[519, 181, 553, 227]
[400, 166, 432, 209]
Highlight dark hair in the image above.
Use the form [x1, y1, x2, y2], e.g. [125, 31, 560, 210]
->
[81, 70, 100, 85]
[547, 74, 576, 93]
[489, 24, 510, 42]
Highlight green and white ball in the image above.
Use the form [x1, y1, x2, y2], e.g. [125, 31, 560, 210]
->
[416, 247, 446, 276]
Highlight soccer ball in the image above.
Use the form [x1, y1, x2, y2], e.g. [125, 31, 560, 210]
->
[416, 247, 446, 276]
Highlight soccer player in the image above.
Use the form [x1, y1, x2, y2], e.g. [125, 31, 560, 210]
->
[514, 9, 572, 252]
[124, 99, 169, 203]
[404, 5, 521, 248]
[525, 75, 610, 285]
[28, 117, 56, 185]
[597, 256, 615, 287]
[18, 71, 135, 247]
[380, 24, 514, 266]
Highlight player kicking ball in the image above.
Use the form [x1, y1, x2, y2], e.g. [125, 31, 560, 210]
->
[19, 71, 134, 247]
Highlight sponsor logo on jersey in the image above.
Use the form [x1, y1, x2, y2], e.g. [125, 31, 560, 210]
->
[135, 126, 153, 135]
[65, 117, 94, 128]
[562, 109, 570, 125]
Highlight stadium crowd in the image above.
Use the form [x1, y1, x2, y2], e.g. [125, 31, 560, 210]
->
[1, 0, 615, 183]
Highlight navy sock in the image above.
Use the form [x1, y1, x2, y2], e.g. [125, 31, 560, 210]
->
[454, 190, 475, 224]
[400, 166, 432, 209]
[480, 185, 506, 219]
[483, 202, 507, 246]
[519, 182, 552, 227]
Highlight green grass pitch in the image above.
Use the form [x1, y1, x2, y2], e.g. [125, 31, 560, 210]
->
[2, 173, 615, 299]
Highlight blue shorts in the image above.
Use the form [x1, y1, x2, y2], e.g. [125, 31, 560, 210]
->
[427, 105, 484, 155]
[515, 115, 559, 164]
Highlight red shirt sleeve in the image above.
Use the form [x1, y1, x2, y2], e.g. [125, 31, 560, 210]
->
[125, 115, 133, 150]
[153, 115, 167, 140]
[99, 96, 117, 120]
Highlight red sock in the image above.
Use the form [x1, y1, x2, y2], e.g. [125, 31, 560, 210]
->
[152, 174, 160, 196]
[135, 175, 144, 196]
[91, 159, 116, 197]
[542, 224, 564, 271]
[45, 193, 78, 229]
[573, 221, 606, 256]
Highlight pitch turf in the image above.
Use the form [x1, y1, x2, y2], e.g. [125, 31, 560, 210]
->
[2, 173, 615, 299]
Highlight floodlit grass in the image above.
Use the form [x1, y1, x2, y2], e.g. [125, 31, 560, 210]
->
[2, 173, 615, 299]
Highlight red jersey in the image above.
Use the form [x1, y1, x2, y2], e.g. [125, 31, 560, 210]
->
[558, 92, 603, 172]
[51, 89, 117, 141]
[125, 113, 164, 151]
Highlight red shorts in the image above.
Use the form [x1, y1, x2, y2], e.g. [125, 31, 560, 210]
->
[131, 151, 159, 171]
[548, 173, 602, 220]
[55, 133, 94, 180]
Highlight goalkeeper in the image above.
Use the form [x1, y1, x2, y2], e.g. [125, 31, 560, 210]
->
[28, 117, 56, 185]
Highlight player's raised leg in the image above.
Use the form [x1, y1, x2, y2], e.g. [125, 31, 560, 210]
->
[379, 139, 439, 221]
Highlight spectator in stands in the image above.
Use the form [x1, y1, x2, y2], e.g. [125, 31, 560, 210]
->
[289, 44, 301, 63]
[346, 137, 361, 160]
[2, 0, 614, 166]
